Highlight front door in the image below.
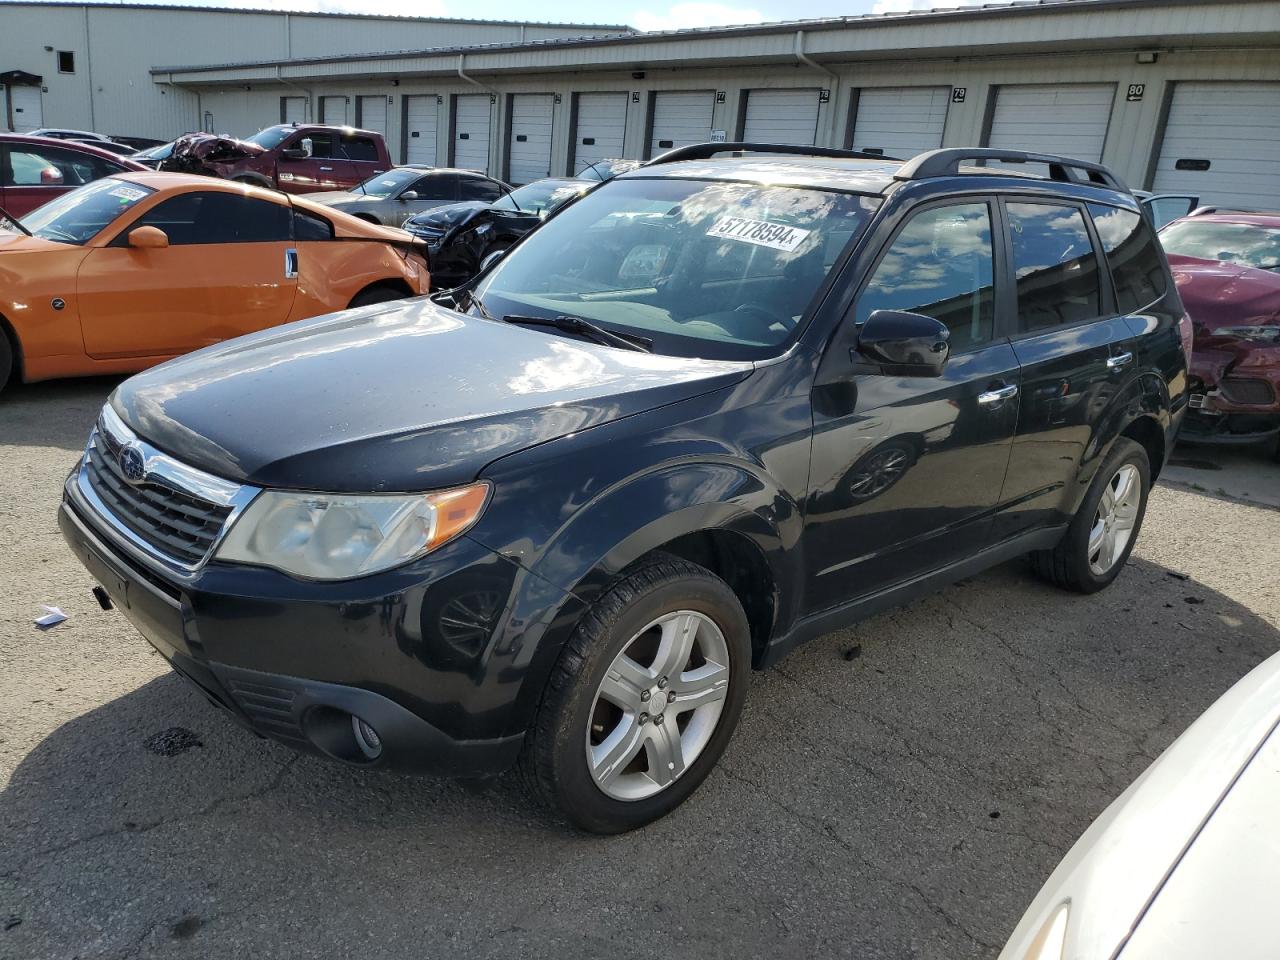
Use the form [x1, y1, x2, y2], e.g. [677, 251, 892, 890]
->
[992, 198, 1142, 540]
[1, 142, 121, 217]
[804, 199, 1020, 613]
[77, 190, 298, 359]
[277, 131, 353, 193]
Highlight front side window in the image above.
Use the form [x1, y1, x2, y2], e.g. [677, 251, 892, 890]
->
[1159, 219, 1280, 272]
[854, 202, 995, 352]
[122, 192, 291, 245]
[1088, 203, 1168, 314]
[4, 145, 117, 187]
[294, 208, 334, 241]
[411, 174, 458, 201]
[355, 168, 422, 198]
[22, 178, 154, 244]
[474, 177, 880, 360]
[459, 177, 504, 202]
[1008, 202, 1102, 333]
[301, 132, 334, 159]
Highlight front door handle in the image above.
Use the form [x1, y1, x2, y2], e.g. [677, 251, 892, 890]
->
[284, 247, 298, 279]
[319, 165, 334, 172]
[1107, 351, 1134, 370]
[978, 383, 1019, 405]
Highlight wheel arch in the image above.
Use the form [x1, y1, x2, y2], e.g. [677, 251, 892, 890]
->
[347, 278, 414, 308]
[0, 310, 23, 385]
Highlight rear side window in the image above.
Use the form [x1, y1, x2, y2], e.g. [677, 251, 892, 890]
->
[1088, 204, 1167, 314]
[293, 208, 334, 241]
[460, 177, 504, 202]
[340, 135, 379, 162]
[1007, 202, 1102, 332]
[854, 202, 996, 351]
[124, 192, 291, 245]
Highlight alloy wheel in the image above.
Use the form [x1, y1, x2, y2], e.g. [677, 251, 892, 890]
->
[586, 610, 730, 801]
[1087, 463, 1141, 576]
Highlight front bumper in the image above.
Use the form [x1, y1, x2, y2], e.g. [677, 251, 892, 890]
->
[59, 483, 533, 777]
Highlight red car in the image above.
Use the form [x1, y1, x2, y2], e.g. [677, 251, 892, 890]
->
[161, 124, 393, 194]
[1160, 212, 1280, 450]
[1, 134, 147, 217]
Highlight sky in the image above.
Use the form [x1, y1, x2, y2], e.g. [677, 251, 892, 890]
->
[18, 0, 991, 30]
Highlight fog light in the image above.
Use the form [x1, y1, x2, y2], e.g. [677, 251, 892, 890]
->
[352, 716, 382, 760]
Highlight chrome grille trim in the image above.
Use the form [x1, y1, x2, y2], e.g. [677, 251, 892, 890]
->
[75, 404, 261, 574]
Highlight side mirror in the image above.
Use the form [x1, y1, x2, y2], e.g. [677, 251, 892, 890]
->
[127, 225, 170, 249]
[400, 190, 418, 202]
[39, 166, 65, 186]
[856, 310, 950, 376]
[282, 138, 313, 160]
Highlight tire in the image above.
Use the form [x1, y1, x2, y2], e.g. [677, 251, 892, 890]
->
[520, 555, 751, 834]
[348, 285, 406, 309]
[0, 332, 12, 395]
[1031, 437, 1151, 594]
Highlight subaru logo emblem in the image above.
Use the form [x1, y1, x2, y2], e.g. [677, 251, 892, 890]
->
[118, 443, 146, 484]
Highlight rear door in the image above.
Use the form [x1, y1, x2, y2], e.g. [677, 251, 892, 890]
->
[804, 198, 1020, 610]
[507, 94, 555, 185]
[277, 130, 352, 192]
[849, 86, 949, 159]
[741, 88, 820, 145]
[403, 95, 438, 165]
[337, 131, 386, 189]
[986, 83, 1114, 161]
[77, 190, 298, 358]
[452, 95, 492, 172]
[647, 91, 714, 158]
[992, 197, 1142, 540]
[570, 92, 627, 175]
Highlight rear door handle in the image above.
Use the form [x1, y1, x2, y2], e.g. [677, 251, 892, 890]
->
[1107, 351, 1134, 370]
[284, 247, 298, 279]
[978, 383, 1019, 405]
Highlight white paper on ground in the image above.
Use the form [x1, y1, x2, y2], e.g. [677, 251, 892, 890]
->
[34, 605, 68, 629]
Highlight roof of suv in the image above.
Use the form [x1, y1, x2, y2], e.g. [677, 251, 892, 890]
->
[619, 156, 903, 193]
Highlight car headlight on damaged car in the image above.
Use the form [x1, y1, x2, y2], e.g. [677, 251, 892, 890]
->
[216, 482, 489, 580]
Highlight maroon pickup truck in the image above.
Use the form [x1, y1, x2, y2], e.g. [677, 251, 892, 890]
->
[161, 123, 392, 195]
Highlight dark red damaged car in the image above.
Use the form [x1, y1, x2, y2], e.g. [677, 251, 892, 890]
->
[1160, 212, 1280, 451]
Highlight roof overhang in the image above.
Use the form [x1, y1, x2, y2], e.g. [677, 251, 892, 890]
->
[0, 70, 43, 86]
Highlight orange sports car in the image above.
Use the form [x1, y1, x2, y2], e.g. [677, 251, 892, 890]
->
[0, 172, 430, 392]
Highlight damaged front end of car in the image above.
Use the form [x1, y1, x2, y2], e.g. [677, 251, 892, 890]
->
[1185, 333, 1280, 445]
[159, 133, 264, 177]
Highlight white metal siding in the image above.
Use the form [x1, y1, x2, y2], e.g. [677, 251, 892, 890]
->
[649, 91, 714, 158]
[453, 94, 490, 172]
[507, 93, 554, 185]
[1153, 81, 1280, 210]
[987, 83, 1114, 161]
[571, 93, 627, 174]
[850, 86, 949, 160]
[282, 96, 306, 124]
[404, 95, 437, 165]
[9, 85, 43, 133]
[358, 95, 387, 135]
[320, 95, 347, 126]
[742, 88, 819, 145]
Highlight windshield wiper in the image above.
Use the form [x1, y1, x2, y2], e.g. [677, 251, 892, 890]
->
[0, 204, 31, 236]
[502, 314, 652, 353]
[461, 287, 495, 320]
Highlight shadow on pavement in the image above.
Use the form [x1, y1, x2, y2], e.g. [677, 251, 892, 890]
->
[0, 378, 122, 453]
[1, 556, 1277, 960]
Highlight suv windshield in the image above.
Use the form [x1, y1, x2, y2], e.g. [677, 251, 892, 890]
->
[495, 180, 588, 216]
[355, 168, 421, 198]
[245, 127, 294, 151]
[474, 177, 880, 360]
[1160, 220, 1280, 271]
[21, 178, 155, 245]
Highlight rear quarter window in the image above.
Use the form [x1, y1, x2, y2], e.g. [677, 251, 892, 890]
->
[293, 208, 334, 241]
[1088, 203, 1168, 314]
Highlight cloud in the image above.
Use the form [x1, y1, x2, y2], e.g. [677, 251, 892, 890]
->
[632, 3, 765, 32]
[871, 0, 986, 12]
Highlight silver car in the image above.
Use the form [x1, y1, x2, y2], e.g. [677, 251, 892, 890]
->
[309, 166, 511, 228]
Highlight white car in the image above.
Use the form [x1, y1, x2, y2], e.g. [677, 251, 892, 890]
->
[1001, 650, 1280, 960]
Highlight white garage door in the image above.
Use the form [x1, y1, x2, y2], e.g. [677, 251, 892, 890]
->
[742, 88, 820, 145]
[987, 83, 1114, 161]
[850, 86, 949, 160]
[404, 95, 437, 165]
[1153, 82, 1280, 211]
[358, 96, 388, 136]
[9, 85, 43, 133]
[572, 92, 627, 174]
[320, 96, 347, 126]
[453, 94, 491, 172]
[507, 93, 554, 185]
[281, 96, 306, 124]
[649, 91, 714, 158]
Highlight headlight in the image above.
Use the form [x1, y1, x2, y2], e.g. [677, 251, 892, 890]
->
[1211, 325, 1280, 341]
[216, 482, 489, 580]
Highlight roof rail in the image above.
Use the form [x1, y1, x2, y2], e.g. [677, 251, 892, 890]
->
[644, 141, 900, 166]
[1188, 205, 1265, 217]
[893, 148, 1129, 192]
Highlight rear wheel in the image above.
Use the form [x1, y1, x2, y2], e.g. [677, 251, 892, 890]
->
[348, 284, 406, 309]
[1032, 437, 1150, 593]
[520, 556, 750, 833]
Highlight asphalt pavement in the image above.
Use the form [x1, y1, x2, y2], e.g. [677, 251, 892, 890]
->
[2, 377, 1277, 960]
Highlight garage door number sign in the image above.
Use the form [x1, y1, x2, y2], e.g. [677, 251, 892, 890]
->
[707, 216, 811, 252]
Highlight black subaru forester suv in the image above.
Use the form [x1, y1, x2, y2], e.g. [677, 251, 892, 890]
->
[61, 144, 1189, 833]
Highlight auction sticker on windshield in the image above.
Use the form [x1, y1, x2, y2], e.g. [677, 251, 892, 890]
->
[707, 216, 811, 252]
[108, 185, 148, 202]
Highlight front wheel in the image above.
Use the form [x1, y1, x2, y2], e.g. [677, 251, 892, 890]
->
[1032, 437, 1150, 593]
[520, 556, 751, 833]
[0, 333, 12, 394]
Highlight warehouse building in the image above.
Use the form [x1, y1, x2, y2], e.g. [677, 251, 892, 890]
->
[2, 0, 1279, 207]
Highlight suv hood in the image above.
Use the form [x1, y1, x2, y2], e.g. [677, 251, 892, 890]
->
[111, 299, 752, 492]
[1168, 254, 1280, 340]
